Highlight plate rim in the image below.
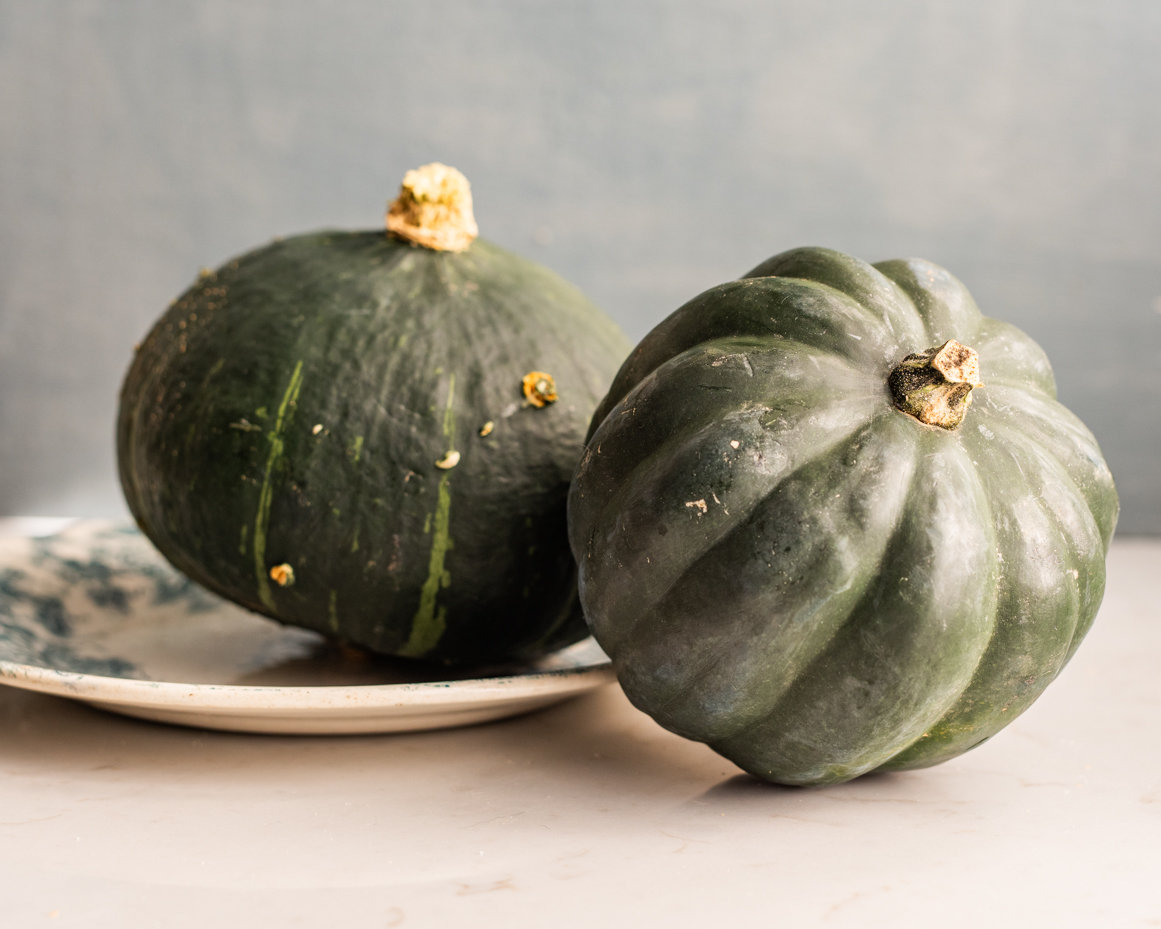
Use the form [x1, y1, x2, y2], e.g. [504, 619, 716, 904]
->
[0, 655, 616, 711]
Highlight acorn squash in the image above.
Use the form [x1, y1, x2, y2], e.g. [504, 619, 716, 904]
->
[569, 247, 1118, 784]
[119, 164, 630, 664]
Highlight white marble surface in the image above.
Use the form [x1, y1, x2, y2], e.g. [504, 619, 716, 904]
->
[0, 536, 1158, 928]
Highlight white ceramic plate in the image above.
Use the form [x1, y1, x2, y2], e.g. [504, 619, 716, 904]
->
[0, 521, 613, 734]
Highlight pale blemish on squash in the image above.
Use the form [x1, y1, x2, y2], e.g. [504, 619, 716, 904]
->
[685, 499, 708, 515]
[229, 418, 262, 433]
[238, 524, 248, 556]
[522, 371, 558, 407]
[349, 435, 364, 463]
[328, 590, 339, 634]
[387, 534, 402, 573]
[270, 563, 295, 587]
[479, 421, 494, 437]
[254, 360, 304, 611]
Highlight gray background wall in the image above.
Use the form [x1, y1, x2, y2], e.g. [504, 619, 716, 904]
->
[1, 0, 1159, 532]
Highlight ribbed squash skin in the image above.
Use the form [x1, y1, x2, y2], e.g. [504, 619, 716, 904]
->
[568, 247, 1118, 785]
[119, 231, 629, 664]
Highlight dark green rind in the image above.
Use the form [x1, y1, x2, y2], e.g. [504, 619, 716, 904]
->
[119, 232, 630, 664]
[568, 247, 1118, 785]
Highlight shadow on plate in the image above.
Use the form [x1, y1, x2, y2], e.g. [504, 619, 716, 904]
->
[230, 640, 538, 687]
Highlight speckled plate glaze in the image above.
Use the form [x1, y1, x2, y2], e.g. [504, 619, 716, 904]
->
[0, 521, 613, 734]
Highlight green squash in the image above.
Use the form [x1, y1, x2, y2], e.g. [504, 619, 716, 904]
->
[568, 247, 1118, 785]
[119, 165, 629, 664]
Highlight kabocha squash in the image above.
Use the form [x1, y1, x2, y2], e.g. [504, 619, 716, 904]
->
[569, 247, 1118, 785]
[119, 164, 630, 664]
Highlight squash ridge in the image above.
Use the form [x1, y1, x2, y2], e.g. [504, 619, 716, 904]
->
[587, 276, 897, 439]
[882, 416, 1100, 770]
[575, 360, 882, 653]
[688, 422, 924, 754]
[743, 247, 927, 342]
[715, 434, 998, 784]
[977, 404, 1109, 652]
[624, 413, 919, 742]
[872, 257, 984, 348]
[979, 385, 1119, 550]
